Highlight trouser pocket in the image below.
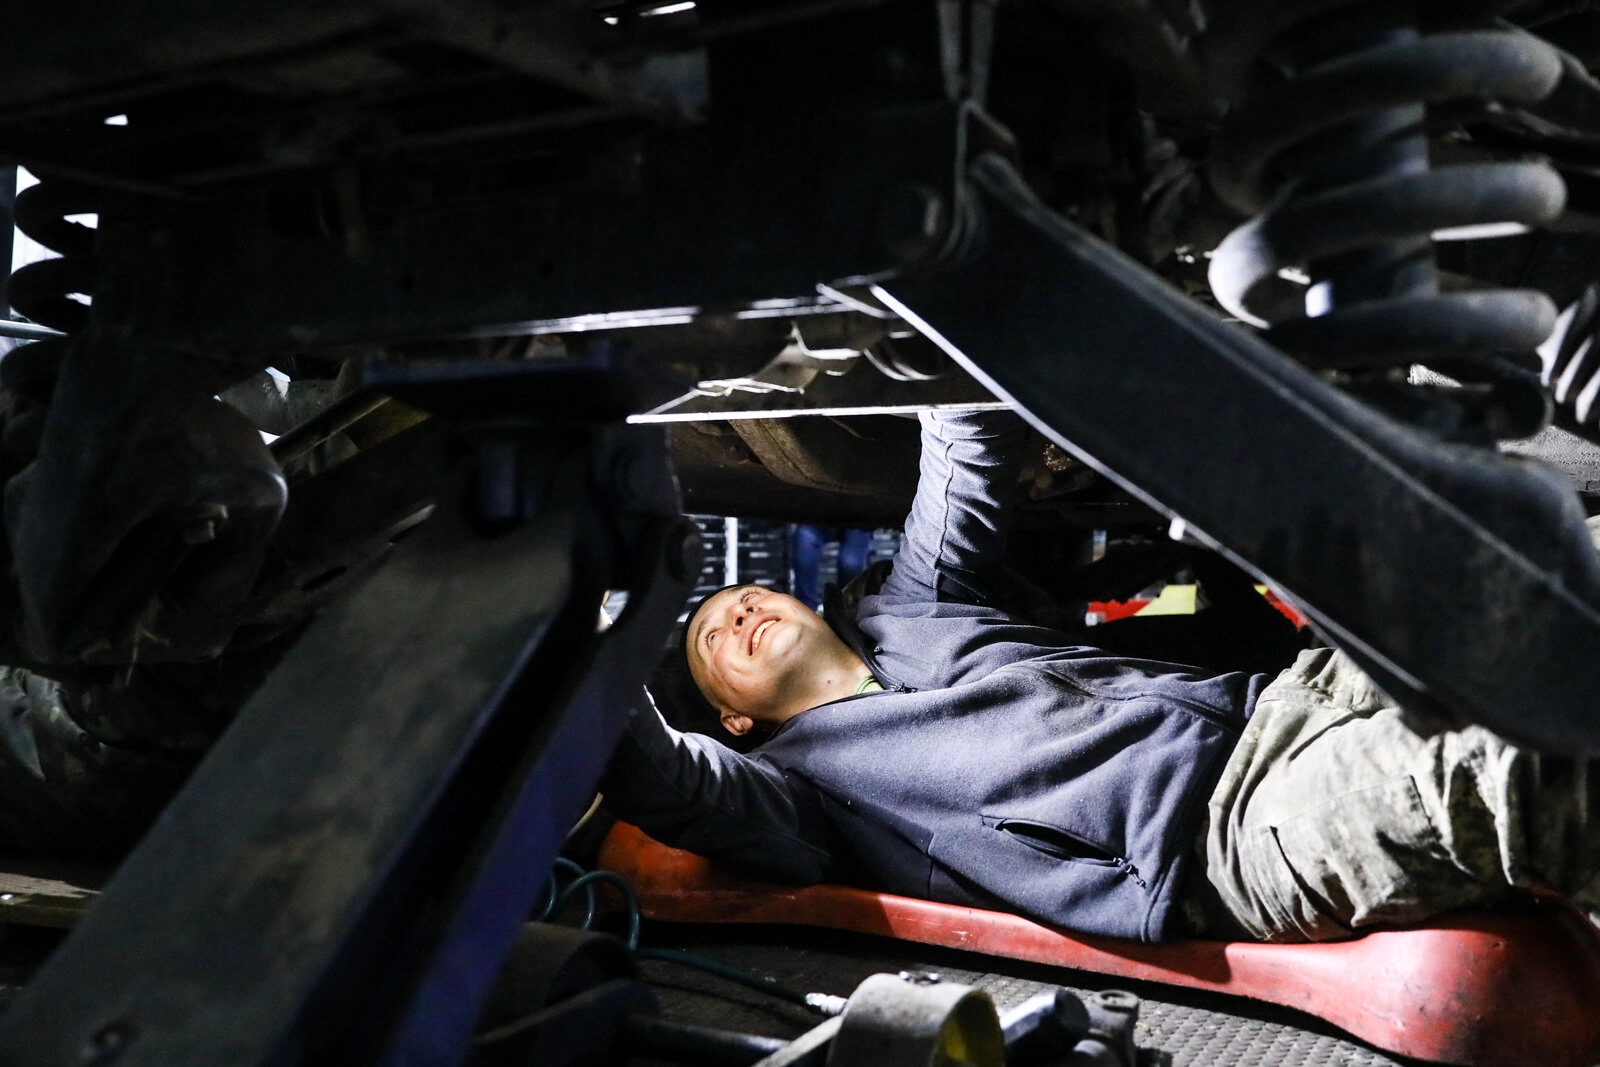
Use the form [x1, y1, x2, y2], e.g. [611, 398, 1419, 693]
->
[1254, 774, 1499, 941]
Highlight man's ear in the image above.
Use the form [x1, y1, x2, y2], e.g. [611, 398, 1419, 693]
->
[720, 711, 754, 737]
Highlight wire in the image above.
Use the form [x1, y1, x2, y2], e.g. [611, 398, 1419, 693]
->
[635, 947, 814, 1008]
[533, 856, 594, 923]
[535, 857, 844, 1014]
[554, 870, 641, 951]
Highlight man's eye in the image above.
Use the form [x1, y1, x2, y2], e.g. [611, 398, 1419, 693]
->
[707, 630, 719, 646]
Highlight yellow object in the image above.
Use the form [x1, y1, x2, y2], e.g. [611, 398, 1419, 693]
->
[1135, 584, 1198, 616]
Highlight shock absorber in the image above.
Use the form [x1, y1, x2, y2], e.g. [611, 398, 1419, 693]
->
[1206, 1, 1567, 443]
[4, 178, 102, 467]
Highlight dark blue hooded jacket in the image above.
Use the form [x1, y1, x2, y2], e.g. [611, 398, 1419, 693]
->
[602, 409, 1263, 942]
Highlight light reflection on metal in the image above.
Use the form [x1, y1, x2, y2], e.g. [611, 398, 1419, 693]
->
[0, 319, 63, 340]
[1432, 221, 1530, 241]
[474, 298, 856, 334]
[734, 296, 849, 320]
[629, 400, 1007, 423]
[689, 377, 805, 398]
[474, 306, 701, 336]
[816, 282, 896, 319]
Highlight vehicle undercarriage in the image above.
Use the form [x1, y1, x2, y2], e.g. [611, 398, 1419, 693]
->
[0, 0, 1599, 1062]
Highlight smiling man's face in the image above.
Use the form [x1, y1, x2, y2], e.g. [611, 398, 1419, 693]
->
[685, 584, 844, 734]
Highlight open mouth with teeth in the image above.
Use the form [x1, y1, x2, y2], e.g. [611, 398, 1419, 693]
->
[749, 617, 778, 655]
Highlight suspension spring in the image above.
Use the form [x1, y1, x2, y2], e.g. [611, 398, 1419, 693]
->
[1543, 284, 1600, 443]
[3, 178, 102, 466]
[1207, 2, 1568, 442]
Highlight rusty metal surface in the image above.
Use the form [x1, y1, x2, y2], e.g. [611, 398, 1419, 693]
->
[0, 854, 106, 929]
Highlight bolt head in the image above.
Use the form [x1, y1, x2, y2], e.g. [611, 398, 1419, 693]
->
[1096, 990, 1139, 1012]
[880, 184, 949, 264]
[897, 970, 943, 985]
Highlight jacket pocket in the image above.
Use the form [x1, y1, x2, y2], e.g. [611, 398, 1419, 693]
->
[982, 815, 1120, 866]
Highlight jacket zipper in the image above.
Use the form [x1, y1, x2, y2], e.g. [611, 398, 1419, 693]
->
[1114, 858, 1147, 888]
[1048, 673, 1242, 735]
[859, 639, 916, 693]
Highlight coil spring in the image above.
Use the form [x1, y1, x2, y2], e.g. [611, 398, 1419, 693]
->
[1206, 2, 1568, 441]
[3, 178, 101, 464]
[1543, 284, 1600, 443]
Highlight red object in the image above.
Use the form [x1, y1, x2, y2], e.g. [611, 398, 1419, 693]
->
[1261, 589, 1309, 629]
[600, 822, 1600, 1067]
[1087, 591, 1309, 629]
[1086, 598, 1151, 623]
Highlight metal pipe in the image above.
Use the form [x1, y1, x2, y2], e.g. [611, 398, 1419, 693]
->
[0, 319, 63, 340]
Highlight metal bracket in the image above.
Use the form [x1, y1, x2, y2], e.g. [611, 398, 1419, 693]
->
[826, 972, 1004, 1067]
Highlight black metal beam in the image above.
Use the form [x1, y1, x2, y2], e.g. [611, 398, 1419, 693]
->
[108, 102, 967, 357]
[0, 0, 699, 126]
[878, 153, 1600, 751]
[0, 423, 698, 1064]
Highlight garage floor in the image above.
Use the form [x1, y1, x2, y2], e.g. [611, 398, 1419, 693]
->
[633, 921, 1414, 1067]
[0, 852, 1545, 1066]
[0, 908, 1420, 1066]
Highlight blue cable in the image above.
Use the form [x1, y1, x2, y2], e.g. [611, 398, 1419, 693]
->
[552, 869, 641, 950]
[536, 857, 839, 1014]
[534, 856, 595, 924]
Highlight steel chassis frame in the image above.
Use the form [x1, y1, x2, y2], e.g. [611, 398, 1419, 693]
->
[0, 1, 1597, 1061]
[3, 138, 1597, 1067]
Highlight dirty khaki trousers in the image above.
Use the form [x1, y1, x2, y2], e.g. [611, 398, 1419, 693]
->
[1194, 646, 1600, 942]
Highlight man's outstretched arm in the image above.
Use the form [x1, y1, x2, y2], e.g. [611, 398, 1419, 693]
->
[599, 692, 839, 884]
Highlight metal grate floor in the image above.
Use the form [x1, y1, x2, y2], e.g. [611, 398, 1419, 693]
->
[636, 922, 1416, 1067]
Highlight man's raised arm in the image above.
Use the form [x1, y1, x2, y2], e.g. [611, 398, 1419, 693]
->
[877, 408, 1028, 607]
